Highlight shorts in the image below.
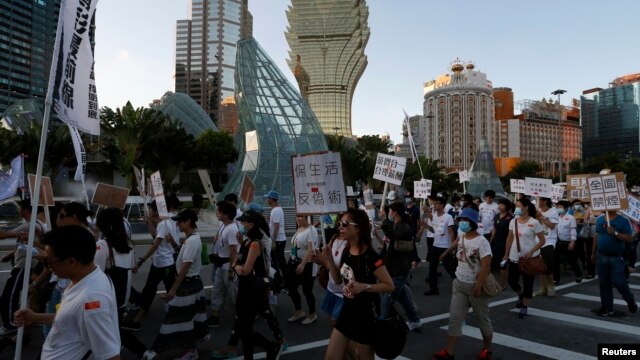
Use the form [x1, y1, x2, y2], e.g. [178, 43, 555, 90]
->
[541, 245, 554, 275]
[320, 290, 344, 320]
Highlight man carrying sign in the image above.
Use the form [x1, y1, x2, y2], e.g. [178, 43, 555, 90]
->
[591, 210, 637, 316]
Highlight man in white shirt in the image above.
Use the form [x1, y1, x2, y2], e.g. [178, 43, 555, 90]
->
[266, 190, 287, 288]
[14, 225, 121, 360]
[478, 190, 499, 238]
[207, 201, 240, 327]
[535, 197, 560, 297]
[424, 196, 455, 295]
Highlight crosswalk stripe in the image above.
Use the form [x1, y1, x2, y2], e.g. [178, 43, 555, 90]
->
[629, 284, 640, 290]
[631, 273, 640, 278]
[441, 325, 596, 360]
[563, 292, 629, 306]
[509, 307, 640, 336]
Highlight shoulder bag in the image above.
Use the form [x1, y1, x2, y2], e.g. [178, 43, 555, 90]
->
[461, 235, 501, 297]
[515, 220, 546, 276]
[373, 303, 408, 359]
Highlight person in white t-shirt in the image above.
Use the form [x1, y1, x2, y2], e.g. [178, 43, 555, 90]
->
[534, 197, 560, 297]
[266, 190, 287, 288]
[424, 196, 455, 295]
[553, 201, 581, 285]
[503, 198, 546, 319]
[285, 215, 319, 325]
[478, 190, 499, 238]
[315, 235, 348, 325]
[206, 201, 240, 328]
[14, 225, 121, 360]
[123, 197, 182, 331]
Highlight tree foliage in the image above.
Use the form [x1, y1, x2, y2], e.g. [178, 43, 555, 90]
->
[569, 153, 640, 187]
[190, 129, 239, 171]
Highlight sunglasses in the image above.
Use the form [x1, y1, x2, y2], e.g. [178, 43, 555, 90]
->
[338, 221, 358, 228]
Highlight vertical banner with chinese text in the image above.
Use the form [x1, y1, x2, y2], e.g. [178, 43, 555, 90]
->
[292, 152, 347, 215]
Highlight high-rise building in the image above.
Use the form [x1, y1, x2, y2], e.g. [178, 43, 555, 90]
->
[218, 95, 239, 134]
[285, 0, 370, 136]
[397, 115, 427, 160]
[0, 0, 61, 116]
[423, 60, 494, 172]
[174, 0, 252, 124]
[581, 73, 640, 160]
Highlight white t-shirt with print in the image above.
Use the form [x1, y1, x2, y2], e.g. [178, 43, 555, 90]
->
[508, 218, 545, 262]
[291, 226, 318, 260]
[478, 202, 499, 235]
[154, 215, 181, 268]
[176, 233, 203, 277]
[557, 213, 577, 242]
[541, 208, 560, 248]
[212, 222, 240, 270]
[455, 234, 493, 283]
[327, 239, 348, 297]
[269, 206, 286, 242]
[432, 212, 454, 248]
[42, 267, 120, 360]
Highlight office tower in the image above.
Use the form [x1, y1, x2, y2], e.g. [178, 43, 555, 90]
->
[285, 0, 370, 136]
[174, 0, 252, 124]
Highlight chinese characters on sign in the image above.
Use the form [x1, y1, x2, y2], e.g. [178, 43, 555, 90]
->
[150, 171, 169, 217]
[524, 177, 553, 198]
[292, 152, 347, 214]
[510, 179, 526, 194]
[566, 174, 593, 202]
[621, 195, 640, 222]
[587, 172, 628, 211]
[550, 185, 565, 203]
[414, 179, 432, 199]
[372, 153, 407, 186]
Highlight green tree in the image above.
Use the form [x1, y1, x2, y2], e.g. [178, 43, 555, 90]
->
[502, 161, 543, 190]
[190, 129, 238, 170]
[403, 157, 447, 195]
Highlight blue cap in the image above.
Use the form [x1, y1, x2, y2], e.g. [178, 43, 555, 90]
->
[264, 190, 279, 200]
[458, 208, 479, 225]
[247, 202, 263, 212]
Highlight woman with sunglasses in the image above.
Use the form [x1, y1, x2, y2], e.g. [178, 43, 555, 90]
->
[323, 209, 394, 360]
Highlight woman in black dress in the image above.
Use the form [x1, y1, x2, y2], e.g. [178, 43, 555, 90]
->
[322, 209, 394, 360]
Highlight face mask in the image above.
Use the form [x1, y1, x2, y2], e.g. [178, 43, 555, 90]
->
[459, 201, 464, 207]
[574, 205, 583, 211]
[458, 221, 471, 233]
[558, 208, 566, 215]
[514, 208, 523, 217]
[238, 224, 247, 235]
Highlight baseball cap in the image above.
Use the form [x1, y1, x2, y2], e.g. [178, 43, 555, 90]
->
[264, 190, 279, 200]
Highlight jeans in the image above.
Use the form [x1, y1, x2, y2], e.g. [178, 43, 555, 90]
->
[381, 273, 419, 323]
[596, 253, 636, 311]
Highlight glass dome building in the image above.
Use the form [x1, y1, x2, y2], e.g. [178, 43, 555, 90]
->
[0, 98, 45, 134]
[152, 91, 218, 136]
[221, 37, 328, 206]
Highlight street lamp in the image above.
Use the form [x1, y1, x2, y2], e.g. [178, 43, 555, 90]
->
[551, 89, 566, 182]
[332, 127, 340, 136]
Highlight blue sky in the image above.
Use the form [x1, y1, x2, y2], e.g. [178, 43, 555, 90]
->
[94, 0, 639, 144]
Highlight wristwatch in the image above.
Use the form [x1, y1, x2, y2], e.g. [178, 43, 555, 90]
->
[366, 284, 372, 292]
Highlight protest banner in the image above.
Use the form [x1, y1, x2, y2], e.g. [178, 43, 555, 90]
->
[550, 185, 565, 203]
[150, 171, 169, 217]
[587, 172, 628, 211]
[346, 186, 355, 197]
[566, 174, 594, 202]
[414, 179, 433, 199]
[292, 152, 347, 214]
[91, 183, 130, 209]
[524, 177, 553, 197]
[373, 153, 407, 186]
[27, 174, 55, 206]
[239, 174, 255, 205]
[459, 170, 470, 183]
[621, 195, 640, 222]
[510, 179, 526, 194]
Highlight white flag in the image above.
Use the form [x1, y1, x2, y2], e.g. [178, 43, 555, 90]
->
[0, 156, 24, 201]
[68, 125, 86, 181]
[47, 0, 100, 135]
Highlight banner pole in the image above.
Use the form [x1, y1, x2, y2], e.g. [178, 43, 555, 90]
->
[380, 182, 390, 210]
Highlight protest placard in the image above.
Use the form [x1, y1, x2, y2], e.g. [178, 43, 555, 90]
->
[372, 153, 407, 186]
[239, 174, 255, 205]
[459, 170, 470, 183]
[621, 195, 640, 222]
[150, 171, 168, 217]
[292, 152, 347, 214]
[550, 185, 565, 203]
[587, 172, 627, 211]
[414, 179, 433, 199]
[566, 174, 593, 202]
[91, 183, 130, 209]
[524, 177, 553, 197]
[510, 179, 526, 194]
[28, 174, 54, 206]
[197, 169, 216, 206]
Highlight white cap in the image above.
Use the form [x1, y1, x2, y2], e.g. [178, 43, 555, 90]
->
[386, 191, 397, 201]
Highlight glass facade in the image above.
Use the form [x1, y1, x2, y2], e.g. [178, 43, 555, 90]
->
[467, 137, 505, 197]
[581, 83, 640, 160]
[151, 91, 218, 136]
[220, 38, 328, 206]
[0, 0, 61, 116]
[285, 0, 370, 136]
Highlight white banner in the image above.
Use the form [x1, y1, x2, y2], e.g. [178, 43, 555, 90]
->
[292, 152, 347, 214]
[414, 179, 432, 199]
[47, 0, 100, 135]
[68, 125, 86, 181]
[150, 171, 168, 217]
[621, 195, 640, 222]
[510, 179, 526, 194]
[524, 177, 553, 197]
[0, 156, 24, 201]
[550, 185, 565, 203]
[373, 153, 407, 186]
[459, 170, 470, 183]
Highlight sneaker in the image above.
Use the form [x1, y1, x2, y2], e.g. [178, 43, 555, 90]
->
[518, 307, 528, 319]
[211, 347, 237, 359]
[301, 313, 317, 325]
[121, 320, 142, 331]
[0, 326, 17, 336]
[287, 310, 305, 323]
[515, 295, 524, 309]
[175, 350, 199, 360]
[477, 349, 493, 360]
[585, 274, 595, 279]
[533, 287, 547, 297]
[628, 301, 638, 314]
[206, 316, 220, 328]
[276, 338, 288, 352]
[546, 284, 556, 297]
[597, 308, 614, 317]
[407, 321, 422, 332]
[575, 277, 582, 283]
[266, 342, 282, 360]
[198, 333, 211, 344]
[141, 350, 157, 360]
[432, 348, 455, 360]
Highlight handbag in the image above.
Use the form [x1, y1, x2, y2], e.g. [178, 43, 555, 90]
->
[515, 220, 546, 276]
[317, 265, 329, 289]
[373, 304, 408, 359]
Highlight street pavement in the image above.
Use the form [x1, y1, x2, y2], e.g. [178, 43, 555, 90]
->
[0, 243, 638, 360]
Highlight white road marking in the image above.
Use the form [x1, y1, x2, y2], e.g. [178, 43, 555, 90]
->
[444, 325, 596, 360]
[629, 284, 640, 290]
[563, 292, 630, 306]
[509, 307, 640, 336]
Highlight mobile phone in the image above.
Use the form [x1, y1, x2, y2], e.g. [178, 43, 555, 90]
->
[500, 259, 508, 269]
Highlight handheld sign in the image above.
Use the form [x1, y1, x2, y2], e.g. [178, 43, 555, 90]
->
[414, 179, 432, 199]
[373, 153, 406, 186]
[524, 177, 553, 197]
[28, 174, 54, 206]
[197, 169, 216, 207]
[150, 171, 169, 217]
[566, 174, 593, 202]
[239, 174, 255, 205]
[587, 172, 628, 211]
[510, 179, 526, 194]
[91, 183, 130, 209]
[292, 152, 347, 215]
